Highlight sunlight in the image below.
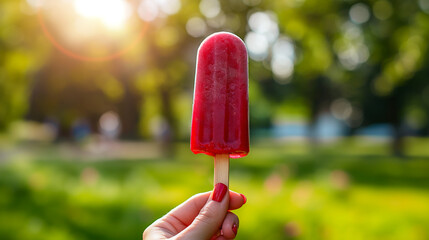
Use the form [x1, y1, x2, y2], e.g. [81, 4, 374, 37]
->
[73, 0, 131, 29]
[36, 0, 148, 61]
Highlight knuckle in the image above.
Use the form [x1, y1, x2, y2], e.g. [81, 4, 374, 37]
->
[196, 205, 218, 223]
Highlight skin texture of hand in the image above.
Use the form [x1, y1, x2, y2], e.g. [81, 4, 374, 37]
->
[143, 183, 246, 240]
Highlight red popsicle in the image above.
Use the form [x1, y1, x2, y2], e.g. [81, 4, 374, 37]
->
[191, 32, 249, 187]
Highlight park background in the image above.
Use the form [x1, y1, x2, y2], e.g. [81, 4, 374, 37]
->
[1, 0, 429, 239]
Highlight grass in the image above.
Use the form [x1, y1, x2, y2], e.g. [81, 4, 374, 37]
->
[1, 137, 429, 240]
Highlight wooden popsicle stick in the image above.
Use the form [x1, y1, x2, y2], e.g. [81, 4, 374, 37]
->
[214, 154, 230, 187]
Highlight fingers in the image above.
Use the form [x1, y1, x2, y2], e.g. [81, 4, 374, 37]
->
[146, 188, 246, 240]
[163, 190, 246, 229]
[143, 224, 169, 240]
[210, 212, 240, 240]
[175, 183, 229, 240]
[229, 191, 247, 210]
[221, 212, 239, 239]
[213, 236, 235, 240]
[164, 192, 211, 228]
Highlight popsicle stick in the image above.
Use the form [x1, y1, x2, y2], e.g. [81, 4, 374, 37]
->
[214, 154, 229, 187]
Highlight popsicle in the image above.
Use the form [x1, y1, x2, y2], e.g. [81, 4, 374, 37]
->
[191, 32, 249, 187]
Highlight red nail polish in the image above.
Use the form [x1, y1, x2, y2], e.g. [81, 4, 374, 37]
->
[232, 224, 238, 235]
[240, 193, 247, 204]
[212, 183, 228, 202]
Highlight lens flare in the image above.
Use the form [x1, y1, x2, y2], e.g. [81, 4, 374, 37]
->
[38, 11, 148, 62]
[73, 0, 131, 29]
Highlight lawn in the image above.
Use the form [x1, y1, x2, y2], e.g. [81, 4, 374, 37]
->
[1, 137, 429, 240]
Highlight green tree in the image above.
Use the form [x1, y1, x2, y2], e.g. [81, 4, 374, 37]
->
[0, 0, 49, 130]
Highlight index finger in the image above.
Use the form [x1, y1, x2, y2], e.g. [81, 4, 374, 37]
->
[164, 190, 246, 227]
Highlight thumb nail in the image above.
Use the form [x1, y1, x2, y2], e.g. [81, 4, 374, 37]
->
[212, 183, 227, 202]
[240, 194, 247, 204]
[232, 224, 238, 235]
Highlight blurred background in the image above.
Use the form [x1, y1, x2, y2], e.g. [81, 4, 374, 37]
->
[1, 0, 429, 239]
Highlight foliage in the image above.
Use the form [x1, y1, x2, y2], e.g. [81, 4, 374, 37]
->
[0, 0, 49, 130]
[1, 139, 429, 240]
[2, 0, 429, 142]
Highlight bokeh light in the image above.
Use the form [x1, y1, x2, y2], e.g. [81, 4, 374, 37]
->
[349, 3, 371, 24]
[271, 37, 295, 82]
[74, 0, 131, 29]
[3, 1, 429, 240]
[248, 11, 279, 43]
[206, 12, 226, 28]
[26, 0, 43, 9]
[330, 98, 353, 121]
[186, 17, 207, 37]
[419, 0, 429, 13]
[138, 0, 159, 22]
[245, 31, 269, 61]
[245, 11, 280, 61]
[334, 22, 370, 70]
[373, 0, 393, 20]
[199, 0, 221, 18]
[99, 111, 121, 139]
[138, 0, 182, 22]
[157, 0, 181, 15]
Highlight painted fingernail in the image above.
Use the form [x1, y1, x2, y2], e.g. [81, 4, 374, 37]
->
[232, 224, 238, 235]
[240, 193, 247, 204]
[212, 183, 228, 202]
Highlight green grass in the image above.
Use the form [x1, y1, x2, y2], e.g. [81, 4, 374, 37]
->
[1, 137, 429, 240]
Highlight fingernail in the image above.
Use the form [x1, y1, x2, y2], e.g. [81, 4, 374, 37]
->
[212, 183, 228, 202]
[232, 224, 238, 235]
[240, 193, 247, 204]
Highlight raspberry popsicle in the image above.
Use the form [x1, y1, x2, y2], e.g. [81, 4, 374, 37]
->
[191, 32, 249, 187]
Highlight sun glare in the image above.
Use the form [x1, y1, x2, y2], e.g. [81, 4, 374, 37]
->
[73, 0, 131, 29]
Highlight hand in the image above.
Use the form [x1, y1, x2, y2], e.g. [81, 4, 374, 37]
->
[143, 183, 247, 240]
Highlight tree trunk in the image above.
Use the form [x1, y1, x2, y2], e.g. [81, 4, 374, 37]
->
[389, 94, 404, 157]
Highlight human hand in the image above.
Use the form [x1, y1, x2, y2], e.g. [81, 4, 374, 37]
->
[143, 183, 247, 240]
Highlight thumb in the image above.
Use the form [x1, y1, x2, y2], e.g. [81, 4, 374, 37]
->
[175, 183, 229, 240]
